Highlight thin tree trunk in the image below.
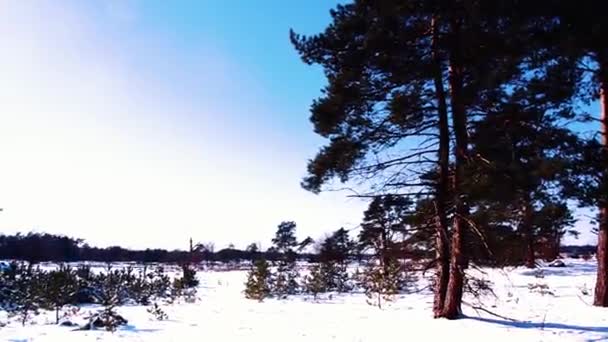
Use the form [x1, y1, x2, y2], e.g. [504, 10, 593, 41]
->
[594, 60, 608, 307]
[555, 232, 562, 260]
[521, 195, 535, 268]
[549, 230, 561, 261]
[442, 16, 469, 320]
[381, 228, 390, 276]
[595, 208, 608, 306]
[431, 15, 451, 319]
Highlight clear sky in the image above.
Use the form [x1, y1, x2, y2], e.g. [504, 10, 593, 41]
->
[0, 0, 369, 250]
[0, 1, 596, 250]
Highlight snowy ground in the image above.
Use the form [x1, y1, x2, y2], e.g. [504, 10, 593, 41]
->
[1, 259, 608, 342]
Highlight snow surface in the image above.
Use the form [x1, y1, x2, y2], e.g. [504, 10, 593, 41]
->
[2, 259, 608, 342]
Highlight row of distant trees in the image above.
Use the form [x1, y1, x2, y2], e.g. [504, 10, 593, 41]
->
[0, 232, 316, 264]
[0, 228, 596, 266]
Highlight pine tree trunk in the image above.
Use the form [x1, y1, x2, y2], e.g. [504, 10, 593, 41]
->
[442, 17, 468, 320]
[596, 208, 608, 306]
[431, 15, 451, 319]
[550, 231, 561, 261]
[594, 61, 608, 307]
[521, 195, 536, 268]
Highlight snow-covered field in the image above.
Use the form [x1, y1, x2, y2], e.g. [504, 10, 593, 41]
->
[2, 259, 607, 342]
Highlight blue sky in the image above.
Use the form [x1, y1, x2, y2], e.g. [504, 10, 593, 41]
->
[0, 0, 369, 250]
[0, 0, 597, 249]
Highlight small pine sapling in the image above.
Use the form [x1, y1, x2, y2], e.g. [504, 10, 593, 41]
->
[317, 228, 354, 293]
[128, 266, 153, 305]
[174, 263, 199, 290]
[147, 302, 168, 321]
[527, 268, 555, 296]
[149, 266, 172, 302]
[8, 264, 44, 326]
[84, 307, 128, 332]
[82, 268, 128, 331]
[0, 262, 17, 311]
[182, 287, 198, 303]
[304, 263, 327, 300]
[358, 259, 406, 309]
[336, 263, 353, 293]
[74, 264, 98, 305]
[269, 221, 304, 298]
[171, 264, 199, 303]
[116, 266, 138, 304]
[272, 262, 299, 298]
[88, 268, 127, 331]
[99, 270, 121, 307]
[244, 258, 272, 301]
[42, 264, 80, 324]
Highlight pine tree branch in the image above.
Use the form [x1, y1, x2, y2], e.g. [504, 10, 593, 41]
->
[456, 213, 494, 258]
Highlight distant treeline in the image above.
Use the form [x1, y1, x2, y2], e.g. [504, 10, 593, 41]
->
[561, 245, 596, 258]
[0, 232, 318, 264]
[0, 232, 594, 264]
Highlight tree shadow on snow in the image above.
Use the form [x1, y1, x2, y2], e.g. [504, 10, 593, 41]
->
[121, 324, 162, 333]
[520, 264, 597, 277]
[467, 316, 608, 337]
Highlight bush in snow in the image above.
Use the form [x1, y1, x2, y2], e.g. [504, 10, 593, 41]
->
[96, 267, 126, 307]
[81, 268, 128, 332]
[0, 261, 182, 330]
[92, 265, 173, 306]
[125, 266, 153, 305]
[0, 262, 17, 310]
[147, 302, 168, 321]
[173, 263, 199, 292]
[74, 265, 98, 304]
[182, 287, 199, 303]
[56, 305, 81, 326]
[83, 307, 128, 332]
[120, 265, 168, 306]
[2, 263, 83, 325]
[244, 258, 272, 301]
[148, 266, 172, 301]
[170, 264, 199, 303]
[528, 282, 555, 296]
[527, 269, 555, 296]
[4, 263, 47, 326]
[40, 264, 80, 324]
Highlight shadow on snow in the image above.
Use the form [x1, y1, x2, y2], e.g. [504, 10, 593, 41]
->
[467, 316, 608, 335]
[520, 264, 597, 277]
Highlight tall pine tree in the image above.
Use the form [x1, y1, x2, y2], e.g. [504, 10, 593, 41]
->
[292, 0, 530, 318]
